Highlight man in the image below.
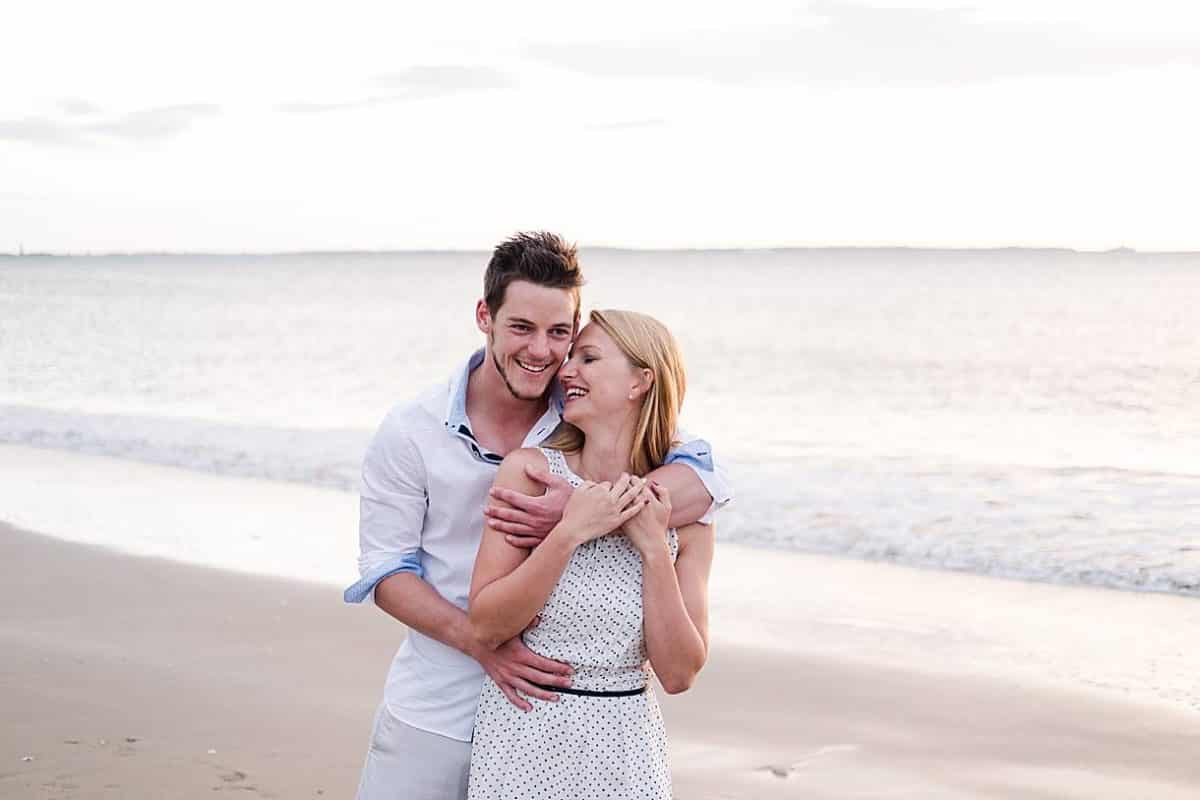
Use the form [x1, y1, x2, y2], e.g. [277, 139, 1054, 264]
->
[346, 232, 731, 799]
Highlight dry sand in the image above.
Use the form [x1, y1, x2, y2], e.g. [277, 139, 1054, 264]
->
[3, 521, 1199, 799]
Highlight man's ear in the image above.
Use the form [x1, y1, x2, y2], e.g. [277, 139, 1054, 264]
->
[476, 299, 492, 335]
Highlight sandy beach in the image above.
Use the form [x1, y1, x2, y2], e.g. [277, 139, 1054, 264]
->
[4, 510, 1198, 799]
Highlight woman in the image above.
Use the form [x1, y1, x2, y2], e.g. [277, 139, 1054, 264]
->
[466, 309, 715, 800]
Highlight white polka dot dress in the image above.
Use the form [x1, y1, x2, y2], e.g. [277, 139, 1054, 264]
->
[468, 447, 679, 800]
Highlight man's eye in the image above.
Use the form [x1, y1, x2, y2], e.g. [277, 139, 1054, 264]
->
[512, 325, 530, 333]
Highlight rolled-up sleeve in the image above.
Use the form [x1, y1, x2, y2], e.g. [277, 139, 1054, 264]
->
[344, 415, 429, 604]
[664, 436, 733, 525]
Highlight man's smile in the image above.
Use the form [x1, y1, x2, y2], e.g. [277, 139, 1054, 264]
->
[514, 358, 552, 374]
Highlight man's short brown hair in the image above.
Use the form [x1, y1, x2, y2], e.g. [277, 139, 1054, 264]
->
[484, 232, 585, 324]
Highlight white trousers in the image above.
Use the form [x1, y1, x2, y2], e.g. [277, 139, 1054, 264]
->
[355, 703, 472, 800]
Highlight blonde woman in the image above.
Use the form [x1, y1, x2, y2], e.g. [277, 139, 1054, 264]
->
[466, 310, 715, 799]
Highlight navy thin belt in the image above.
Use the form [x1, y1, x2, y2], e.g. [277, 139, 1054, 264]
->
[531, 682, 647, 698]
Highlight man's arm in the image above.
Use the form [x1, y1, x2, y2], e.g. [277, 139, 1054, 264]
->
[350, 414, 432, 603]
[374, 573, 476, 654]
[482, 461, 575, 548]
[644, 462, 710, 529]
[373, 572, 571, 710]
[347, 412, 571, 710]
[653, 436, 732, 528]
[485, 436, 732, 541]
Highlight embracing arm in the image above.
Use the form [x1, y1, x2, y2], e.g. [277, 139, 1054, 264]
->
[642, 521, 714, 694]
[485, 458, 716, 539]
[645, 463, 711, 529]
[351, 419, 570, 708]
[485, 437, 731, 544]
[648, 435, 733, 528]
[470, 450, 648, 650]
[469, 451, 581, 650]
[372, 574, 476, 654]
[376, 570, 573, 708]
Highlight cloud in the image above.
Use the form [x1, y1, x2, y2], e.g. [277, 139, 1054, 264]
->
[59, 98, 101, 116]
[528, 1, 1200, 87]
[87, 104, 220, 141]
[275, 96, 396, 114]
[276, 100, 361, 114]
[277, 65, 514, 113]
[370, 65, 513, 92]
[584, 118, 668, 132]
[0, 104, 220, 147]
[0, 118, 85, 146]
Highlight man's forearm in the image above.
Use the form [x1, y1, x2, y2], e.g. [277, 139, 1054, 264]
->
[373, 572, 479, 658]
[646, 463, 712, 528]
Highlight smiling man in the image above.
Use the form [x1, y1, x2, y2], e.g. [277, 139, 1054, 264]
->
[345, 232, 731, 800]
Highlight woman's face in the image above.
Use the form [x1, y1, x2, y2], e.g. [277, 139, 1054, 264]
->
[558, 323, 643, 427]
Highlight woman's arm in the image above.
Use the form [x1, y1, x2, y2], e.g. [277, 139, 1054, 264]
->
[483, 440, 729, 540]
[469, 450, 647, 650]
[639, 509, 714, 694]
[468, 450, 574, 650]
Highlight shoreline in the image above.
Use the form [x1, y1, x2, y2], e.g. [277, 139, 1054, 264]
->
[2, 441, 1197, 603]
[5, 522, 1199, 798]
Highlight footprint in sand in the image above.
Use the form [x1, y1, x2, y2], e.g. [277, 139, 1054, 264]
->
[760, 744, 861, 778]
[213, 769, 267, 796]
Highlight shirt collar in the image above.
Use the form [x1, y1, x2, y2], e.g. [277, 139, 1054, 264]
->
[445, 349, 564, 453]
[445, 349, 486, 433]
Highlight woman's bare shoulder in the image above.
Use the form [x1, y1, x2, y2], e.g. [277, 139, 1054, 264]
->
[494, 447, 551, 492]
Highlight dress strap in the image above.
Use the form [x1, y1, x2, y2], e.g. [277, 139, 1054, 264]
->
[539, 447, 585, 487]
[539, 446, 569, 477]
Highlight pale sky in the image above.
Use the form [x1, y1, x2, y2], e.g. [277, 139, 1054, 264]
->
[3, 0, 1199, 252]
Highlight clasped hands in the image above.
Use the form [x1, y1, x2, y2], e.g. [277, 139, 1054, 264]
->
[484, 464, 670, 555]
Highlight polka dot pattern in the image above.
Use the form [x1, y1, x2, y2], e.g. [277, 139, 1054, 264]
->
[468, 448, 679, 799]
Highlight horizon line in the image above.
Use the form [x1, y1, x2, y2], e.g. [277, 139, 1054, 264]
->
[3, 244, 1198, 258]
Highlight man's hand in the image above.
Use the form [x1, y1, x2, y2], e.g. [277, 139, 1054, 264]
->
[473, 619, 574, 711]
[484, 463, 574, 547]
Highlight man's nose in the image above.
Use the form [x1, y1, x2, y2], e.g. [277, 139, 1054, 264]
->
[528, 334, 551, 359]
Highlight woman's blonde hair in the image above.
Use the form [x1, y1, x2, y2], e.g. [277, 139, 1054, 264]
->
[546, 309, 686, 476]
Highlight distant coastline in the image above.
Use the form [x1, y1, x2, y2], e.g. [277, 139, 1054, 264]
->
[1, 244, 1195, 258]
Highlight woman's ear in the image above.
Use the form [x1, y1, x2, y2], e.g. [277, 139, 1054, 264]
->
[630, 368, 654, 401]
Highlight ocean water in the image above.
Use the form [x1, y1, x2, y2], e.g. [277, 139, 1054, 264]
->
[2, 249, 1199, 595]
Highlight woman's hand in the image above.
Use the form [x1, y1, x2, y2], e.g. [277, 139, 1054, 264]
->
[555, 473, 648, 547]
[622, 481, 672, 557]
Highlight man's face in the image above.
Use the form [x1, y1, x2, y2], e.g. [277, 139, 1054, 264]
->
[478, 280, 577, 401]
